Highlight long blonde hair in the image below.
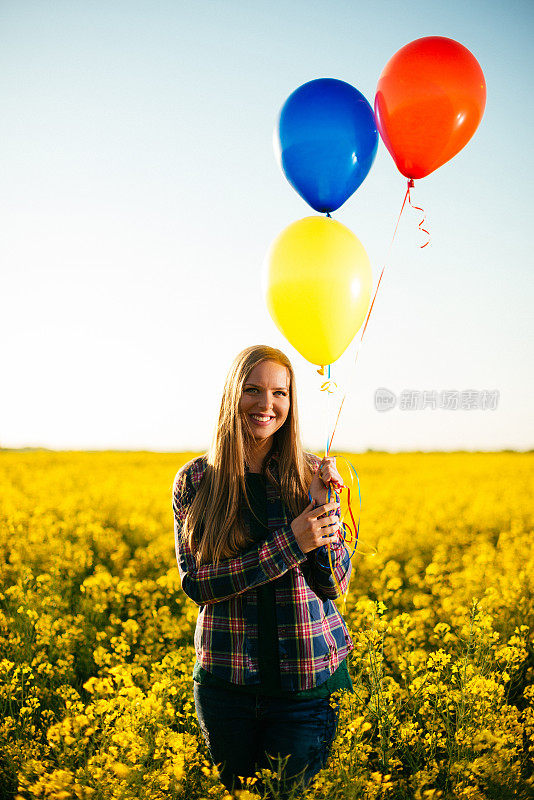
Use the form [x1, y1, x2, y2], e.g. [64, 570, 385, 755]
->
[183, 345, 316, 566]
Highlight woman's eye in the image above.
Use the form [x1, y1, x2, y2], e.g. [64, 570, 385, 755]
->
[244, 388, 287, 396]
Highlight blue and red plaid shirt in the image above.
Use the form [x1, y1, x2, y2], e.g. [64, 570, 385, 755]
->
[172, 449, 354, 691]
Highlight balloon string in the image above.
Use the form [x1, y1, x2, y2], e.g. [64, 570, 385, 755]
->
[310, 181, 425, 607]
[407, 179, 430, 248]
[309, 371, 347, 601]
[307, 481, 345, 605]
[311, 376, 379, 603]
[308, 453, 375, 615]
[321, 179, 428, 453]
[310, 184, 414, 604]
[353, 181, 411, 366]
[326, 393, 345, 457]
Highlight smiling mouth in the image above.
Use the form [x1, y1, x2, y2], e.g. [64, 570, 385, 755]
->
[250, 414, 274, 424]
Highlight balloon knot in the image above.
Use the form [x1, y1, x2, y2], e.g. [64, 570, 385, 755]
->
[407, 179, 414, 189]
[326, 212, 331, 218]
[317, 366, 325, 376]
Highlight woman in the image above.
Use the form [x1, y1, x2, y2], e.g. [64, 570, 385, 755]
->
[172, 345, 354, 798]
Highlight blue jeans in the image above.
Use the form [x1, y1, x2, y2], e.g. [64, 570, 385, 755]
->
[193, 680, 340, 799]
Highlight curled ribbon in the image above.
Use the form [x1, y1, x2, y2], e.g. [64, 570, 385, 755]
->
[320, 379, 338, 394]
[407, 178, 430, 248]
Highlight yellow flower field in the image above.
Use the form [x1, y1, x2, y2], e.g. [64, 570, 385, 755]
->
[0, 450, 533, 800]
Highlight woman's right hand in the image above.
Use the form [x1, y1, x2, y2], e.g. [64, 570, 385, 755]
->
[290, 501, 341, 554]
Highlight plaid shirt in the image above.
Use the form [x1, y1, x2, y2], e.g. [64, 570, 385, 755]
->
[172, 449, 354, 691]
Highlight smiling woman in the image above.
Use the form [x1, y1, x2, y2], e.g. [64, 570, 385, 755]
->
[172, 344, 354, 798]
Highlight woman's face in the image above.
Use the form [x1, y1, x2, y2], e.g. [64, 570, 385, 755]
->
[239, 360, 291, 444]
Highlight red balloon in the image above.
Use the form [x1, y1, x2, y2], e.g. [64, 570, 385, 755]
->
[375, 36, 486, 179]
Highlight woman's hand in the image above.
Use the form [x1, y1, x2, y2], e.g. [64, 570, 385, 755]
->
[309, 456, 344, 506]
[290, 500, 341, 554]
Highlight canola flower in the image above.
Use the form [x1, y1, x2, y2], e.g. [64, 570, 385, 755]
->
[0, 449, 533, 799]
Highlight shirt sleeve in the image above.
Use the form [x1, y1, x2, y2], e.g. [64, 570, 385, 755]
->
[309, 538, 353, 600]
[172, 464, 309, 607]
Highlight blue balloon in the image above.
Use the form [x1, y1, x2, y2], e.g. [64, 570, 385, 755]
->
[275, 78, 378, 213]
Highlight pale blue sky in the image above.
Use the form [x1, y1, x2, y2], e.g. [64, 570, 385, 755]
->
[1, 0, 532, 452]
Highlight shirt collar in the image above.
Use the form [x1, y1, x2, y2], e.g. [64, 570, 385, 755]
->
[244, 442, 279, 475]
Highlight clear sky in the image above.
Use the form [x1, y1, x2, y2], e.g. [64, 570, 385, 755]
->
[1, 0, 532, 453]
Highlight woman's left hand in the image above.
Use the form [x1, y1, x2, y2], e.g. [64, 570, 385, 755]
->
[309, 457, 344, 506]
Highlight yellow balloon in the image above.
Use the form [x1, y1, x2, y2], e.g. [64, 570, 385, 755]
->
[263, 216, 372, 366]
